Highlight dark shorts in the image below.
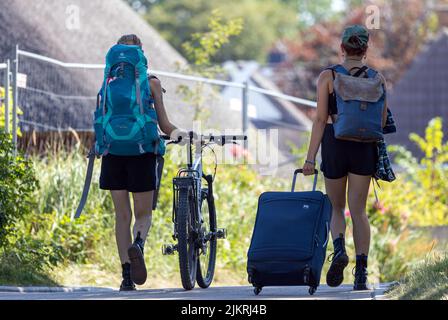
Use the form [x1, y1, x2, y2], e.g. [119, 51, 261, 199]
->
[100, 153, 157, 193]
[320, 124, 378, 179]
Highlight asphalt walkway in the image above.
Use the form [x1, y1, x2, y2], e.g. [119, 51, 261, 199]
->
[0, 283, 391, 300]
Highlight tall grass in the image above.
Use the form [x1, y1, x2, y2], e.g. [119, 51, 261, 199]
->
[26, 146, 293, 287]
[387, 253, 448, 300]
[11, 143, 438, 288]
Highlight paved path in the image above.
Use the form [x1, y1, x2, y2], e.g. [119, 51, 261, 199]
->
[0, 283, 391, 300]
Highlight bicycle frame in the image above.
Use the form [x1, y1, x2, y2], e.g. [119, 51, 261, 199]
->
[166, 132, 246, 241]
[173, 136, 205, 236]
[163, 132, 246, 289]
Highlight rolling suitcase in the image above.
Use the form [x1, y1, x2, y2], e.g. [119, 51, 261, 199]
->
[247, 169, 332, 295]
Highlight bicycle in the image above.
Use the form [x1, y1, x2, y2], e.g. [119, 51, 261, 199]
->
[161, 131, 247, 290]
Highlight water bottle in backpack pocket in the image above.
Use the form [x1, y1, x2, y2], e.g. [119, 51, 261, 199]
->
[330, 65, 385, 142]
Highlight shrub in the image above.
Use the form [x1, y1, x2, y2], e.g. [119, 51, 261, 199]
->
[0, 130, 38, 247]
[386, 117, 448, 226]
[0, 86, 22, 136]
[29, 148, 115, 264]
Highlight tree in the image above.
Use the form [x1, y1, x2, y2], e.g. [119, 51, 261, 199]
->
[212, 0, 298, 62]
[176, 10, 243, 121]
[0, 130, 38, 247]
[131, 0, 298, 62]
[270, 0, 441, 103]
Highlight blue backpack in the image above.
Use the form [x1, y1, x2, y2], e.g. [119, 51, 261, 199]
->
[94, 44, 165, 156]
[329, 65, 385, 142]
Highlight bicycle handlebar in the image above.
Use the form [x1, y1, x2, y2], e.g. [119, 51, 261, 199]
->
[161, 133, 247, 146]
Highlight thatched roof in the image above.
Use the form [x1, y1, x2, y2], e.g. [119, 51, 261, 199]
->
[386, 29, 448, 157]
[0, 0, 241, 132]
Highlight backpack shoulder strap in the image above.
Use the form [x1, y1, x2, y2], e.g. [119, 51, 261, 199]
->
[324, 64, 341, 80]
[148, 74, 167, 93]
[350, 66, 369, 78]
[366, 67, 379, 77]
[75, 146, 97, 219]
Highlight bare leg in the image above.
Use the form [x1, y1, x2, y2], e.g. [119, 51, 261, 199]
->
[324, 175, 349, 287]
[324, 176, 348, 240]
[132, 191, 154, 243]
[347, 173, 371, 255]
[111, 190, 133, 264]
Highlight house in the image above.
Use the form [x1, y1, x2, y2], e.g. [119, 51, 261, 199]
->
[0, 0, 241, 150]
[385, 29, 448, 157]
[222, 61, 313, 176]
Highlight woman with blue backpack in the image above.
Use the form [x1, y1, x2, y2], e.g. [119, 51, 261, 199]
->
[97, 34, 179, 291]
[302, 25, 390, 291]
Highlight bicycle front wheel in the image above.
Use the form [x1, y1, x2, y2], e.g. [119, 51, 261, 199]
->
[176, 186, 198, 290]
[196, 187, 217, 289]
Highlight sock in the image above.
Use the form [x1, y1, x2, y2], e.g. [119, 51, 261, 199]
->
[122, 262, 131, 277]
[135, 231, 145, 251]
[332, 233, 346, 254]
[356, 254, 368, 269]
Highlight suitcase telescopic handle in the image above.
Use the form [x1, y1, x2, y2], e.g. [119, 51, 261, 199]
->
[292, 169, 318, 192]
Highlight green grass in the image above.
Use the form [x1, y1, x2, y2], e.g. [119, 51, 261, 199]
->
[0, 253, 59, 287]
[4, 148, 293, 289]
[387, 253, 448, 300]
[0, 146, 440, 290]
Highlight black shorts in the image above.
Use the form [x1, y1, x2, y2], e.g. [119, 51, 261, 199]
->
[100, 153, 157, 193]
[320, 124, 378, 179]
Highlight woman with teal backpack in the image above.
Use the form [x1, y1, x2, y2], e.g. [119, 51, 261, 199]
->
[98, 34, 179, 291]
[302, 25, 390, 291]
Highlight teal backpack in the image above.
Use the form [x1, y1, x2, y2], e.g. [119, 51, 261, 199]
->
[75, 45, 166, 219]
[94, 44, 165, 156]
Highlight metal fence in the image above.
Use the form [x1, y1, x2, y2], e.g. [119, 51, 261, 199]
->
[3, 45, 317, 156]
[0, 60, 11, 135]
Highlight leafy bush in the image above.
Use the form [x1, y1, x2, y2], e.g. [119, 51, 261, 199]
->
[358, 117, 448, 282]
[0, 130, 61, 285]
[5, 117, 446, 286]
[1, 85, 22, 136]
[385, 117, 448, 226]
[0, 130, 38, 247]
[28, 148, 115, 264]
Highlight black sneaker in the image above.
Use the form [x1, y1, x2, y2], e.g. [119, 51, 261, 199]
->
[128, 232, 147, 285]
[326, 234, 349, 287]
[119, 263, 136, 292]
[353, 265, 369, 291]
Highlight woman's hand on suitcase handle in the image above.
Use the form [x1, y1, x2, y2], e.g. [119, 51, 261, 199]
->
[302, 159, 316, 176]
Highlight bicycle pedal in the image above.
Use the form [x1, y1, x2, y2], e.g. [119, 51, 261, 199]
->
[162, 244, 178, 255]
[216, 228, 227, 239]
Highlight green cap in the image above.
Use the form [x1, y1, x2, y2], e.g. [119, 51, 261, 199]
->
[342, 25, 369, 49]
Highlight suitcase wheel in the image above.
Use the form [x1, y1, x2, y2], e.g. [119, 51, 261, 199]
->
[308, 287, 316, 295]
[254, 287, 262, 296]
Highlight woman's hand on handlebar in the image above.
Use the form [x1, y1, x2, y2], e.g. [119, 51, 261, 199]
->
[162, 129, 189, 143]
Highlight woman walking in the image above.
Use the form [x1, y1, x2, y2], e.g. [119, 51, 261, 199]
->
[302, 25, 388, 290]
[99, 34, 179, 291]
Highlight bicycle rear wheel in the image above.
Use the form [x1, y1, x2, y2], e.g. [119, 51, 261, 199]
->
[176, 186, 198, 290]
[196, 185, 217, 289]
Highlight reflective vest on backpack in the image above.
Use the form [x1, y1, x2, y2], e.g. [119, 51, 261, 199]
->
[93, 44, 166, 156]
[330, 64, 386, 142]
